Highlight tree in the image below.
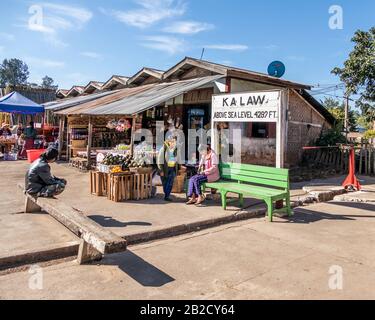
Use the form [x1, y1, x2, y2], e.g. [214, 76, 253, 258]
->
[332, 27, 375, 124]
[321, 97, 358, 132]
[41, 75, 58, 90]
[0, 58, 29, 87]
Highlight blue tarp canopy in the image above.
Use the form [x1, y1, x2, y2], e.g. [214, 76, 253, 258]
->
[0, 91, 44, 114]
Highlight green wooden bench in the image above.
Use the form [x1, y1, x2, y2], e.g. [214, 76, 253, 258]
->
[203, 163, 293, 222]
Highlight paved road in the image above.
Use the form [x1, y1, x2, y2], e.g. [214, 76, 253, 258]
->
[1, 201, 374, 300]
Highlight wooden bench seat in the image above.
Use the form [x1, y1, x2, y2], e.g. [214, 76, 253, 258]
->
[204, 163, 293, 222]
[19, 184, 127, 264]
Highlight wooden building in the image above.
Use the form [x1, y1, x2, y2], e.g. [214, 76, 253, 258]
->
[48, 57, 335, 168]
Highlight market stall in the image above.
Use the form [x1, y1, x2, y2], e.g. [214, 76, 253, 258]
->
[0, 91, 45, 161]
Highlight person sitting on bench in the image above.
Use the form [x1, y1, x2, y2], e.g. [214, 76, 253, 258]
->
[186, 144, 220, 206]
[25, 147, 67, 198]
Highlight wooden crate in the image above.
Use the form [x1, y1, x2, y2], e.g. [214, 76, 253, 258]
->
[172, 173, 186, 194]
[90, 171, 107, 197]
[132, 173, 153, 200]
[106, 172, 153, 202]
[108, 173, 134, 202]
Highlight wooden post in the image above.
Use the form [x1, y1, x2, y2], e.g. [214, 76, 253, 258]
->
[276, 90, 287, 169]
[87, 116, 93, 170]
[66, 118, 70, 161]
[58, 116, 64, 161]
[130, 115, 136, 156]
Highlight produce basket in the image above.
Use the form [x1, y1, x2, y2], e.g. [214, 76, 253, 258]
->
[129, 167, 153, 174]
[98, 164, 117, 174]
[172, 173, 187, 193]
[137, 167, 153, 174]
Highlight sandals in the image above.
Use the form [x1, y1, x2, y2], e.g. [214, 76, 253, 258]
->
[186, 199, 197, 205]
[195, 198, 206, 206]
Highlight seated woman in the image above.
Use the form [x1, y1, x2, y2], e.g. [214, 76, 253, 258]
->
[186, 144, 220, 206]
[25, 148, 67, 198]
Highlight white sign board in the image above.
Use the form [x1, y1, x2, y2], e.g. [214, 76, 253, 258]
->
[212, 91, 281, 123]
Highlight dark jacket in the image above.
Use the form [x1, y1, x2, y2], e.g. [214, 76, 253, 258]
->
[25, 158, 60, 195]
[24, 127, 37, 139]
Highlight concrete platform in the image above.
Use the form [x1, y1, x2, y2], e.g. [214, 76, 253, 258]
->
[39, 162, 268, 242]
[0, 162, 79, 267]
[0, 201, 374, 300]
[2, 161, 375, 271]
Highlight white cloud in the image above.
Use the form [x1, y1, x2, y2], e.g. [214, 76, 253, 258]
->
[0, 46, 4, 54]
[141, 35, 186, 55]
[80, 52, 102, 59]
[101, 0, 186, 29]
[163, 21, 214, 35]
[39, 3, 93, 29]
[26, 3, 93, 47]
[205, 44, 249, 51]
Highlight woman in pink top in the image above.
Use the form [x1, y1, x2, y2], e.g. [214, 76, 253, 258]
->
[186, 144, 220, 205]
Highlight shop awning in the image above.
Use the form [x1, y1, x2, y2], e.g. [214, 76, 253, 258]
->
[0, 91, 44, 114]
[44, 90, 119, 111]
[55, 75, 224, 116]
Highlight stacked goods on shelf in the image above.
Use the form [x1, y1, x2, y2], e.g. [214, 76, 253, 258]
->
[97, 151, 152, 174]
[92, 127, 131, 148]
[70, 127, 88, 148]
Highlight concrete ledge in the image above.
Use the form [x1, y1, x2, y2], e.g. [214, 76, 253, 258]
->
[334, 192, 375, 203]
[124, 207, 266, 245]
[299, 185, 347, 203]
[0, 241, 80, 271]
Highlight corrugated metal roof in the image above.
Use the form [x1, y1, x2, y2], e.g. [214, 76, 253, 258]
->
[44, 90, 119, 111]
[55, 85, 154, 115]
[56, 75, 223, 116]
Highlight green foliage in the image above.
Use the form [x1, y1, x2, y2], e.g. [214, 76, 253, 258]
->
[321, 97, 358, 131]
[364, 130, 375, 140]
[332, 27, 375, 123]
[41, 75, 58, 90]
[316, 126, 347, 146]
[0, 58, 29, 87]
[356, 115, 373, 131]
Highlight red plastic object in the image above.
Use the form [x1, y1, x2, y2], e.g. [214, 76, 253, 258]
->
[26, 149, 46, 164]
[342, 147, 362, 191]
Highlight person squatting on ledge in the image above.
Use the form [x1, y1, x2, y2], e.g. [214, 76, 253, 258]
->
[25, 147, 67, 198]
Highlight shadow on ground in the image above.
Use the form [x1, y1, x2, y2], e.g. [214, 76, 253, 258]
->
[89, 215, 152, 228]
[101, 250, 175, 287]
[275, 201, 375, 224]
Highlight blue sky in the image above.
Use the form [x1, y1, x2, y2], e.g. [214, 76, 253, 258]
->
[0, 0, 374, 98]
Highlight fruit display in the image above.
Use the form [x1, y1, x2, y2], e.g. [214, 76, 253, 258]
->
[102, 153, 132, 167]
[110, 166, 123, 173]
[129, 151, 150, 168]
